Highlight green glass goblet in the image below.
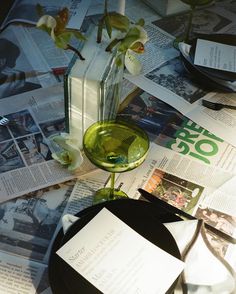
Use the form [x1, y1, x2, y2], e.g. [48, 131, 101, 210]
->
[83, 119, 149, 204]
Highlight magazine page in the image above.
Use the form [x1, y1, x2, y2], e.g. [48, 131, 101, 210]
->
[0, 84, 94, 203]
[118, 83, 236, 174]
[0, 0, 91, 31]
[125, 3, 236, 148]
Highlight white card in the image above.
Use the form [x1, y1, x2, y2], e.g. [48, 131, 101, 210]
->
[57, 208, 184, 294]
[194, 39, 236, 73]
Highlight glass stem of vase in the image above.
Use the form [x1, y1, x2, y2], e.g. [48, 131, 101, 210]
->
[110, 172, 115, 199]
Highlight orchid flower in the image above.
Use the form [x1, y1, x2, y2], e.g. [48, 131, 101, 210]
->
[98, 4, 148, 76]
[122, 25, 148, 75]
[36, 6, 86, 60]
[51, 133, 83, 171]
[36, 3, 148, 74]
[108, 24, 148, 75]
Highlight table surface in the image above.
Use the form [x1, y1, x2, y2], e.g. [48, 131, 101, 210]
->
[0, 1, 236, 294]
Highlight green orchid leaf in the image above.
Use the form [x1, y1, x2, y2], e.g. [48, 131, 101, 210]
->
[54, 32, 72, 49]
[71, 30, 86, 41]
[180, 0, 214, 6]
[54, 38, 67, 49]
[59, 31, 73, 43]
[126, 26, 140, 38]
[109, 12, 130, 32]
[118, 36, 138, 52]
[136, 18, 145, 27]
[106, 38, 120, 52]
[118, 27, 140, 51]
[37, 24, 52, 35]
[104, 15, 112, 38]
[115, 55, 123, 67]
[97, 18, 104, 43]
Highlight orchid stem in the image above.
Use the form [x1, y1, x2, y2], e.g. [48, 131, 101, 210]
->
[66, 44, 85, 60]
[110, 172, 115, 199]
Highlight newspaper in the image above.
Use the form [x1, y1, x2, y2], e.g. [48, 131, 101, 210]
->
[118, 83, 236, 174]
[0, 0, 156, 100]
[114, 143, 236, 271]
[125, 3, 236, 148]
[0, 23, 74, 99]
[0, 24, 61, 99]
[0, 0, 92, 100]
[0, 170, 107, 293]
[0, 84, 94, 203]
[0, 0, 91, 32]
[0, 1, 236, 292]
[0, 152, 235, 293]
[0, 171, 108, 294]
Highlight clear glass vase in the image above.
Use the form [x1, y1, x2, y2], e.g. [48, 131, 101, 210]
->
[64, 25, 124, 149]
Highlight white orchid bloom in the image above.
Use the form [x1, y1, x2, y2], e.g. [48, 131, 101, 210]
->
[36, 15, 57, 40]
[124, 25, 148, 75]
[134, 25, 148, 45]
[125, 50, 142, 75]
[51, 133, 83, 171]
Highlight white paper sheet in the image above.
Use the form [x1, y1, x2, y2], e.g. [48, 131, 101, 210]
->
[194, 39, 236, 73]
[57, 208, 184, 294]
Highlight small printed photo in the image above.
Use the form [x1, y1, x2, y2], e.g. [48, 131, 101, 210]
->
[39, 118, 65, 138]
[144, 169, 203, 213]
[0, 187, 70, 260]
[0, 140, 25, 173]
[206, 230, 229, 258]
[17, 133, 52, 166]
[7, 109, 39, 137]
[0, 37, 41, 99]
[145, 56, 208, 103]
[0, 126, 12, 142]
[195, 206, 236, 237]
